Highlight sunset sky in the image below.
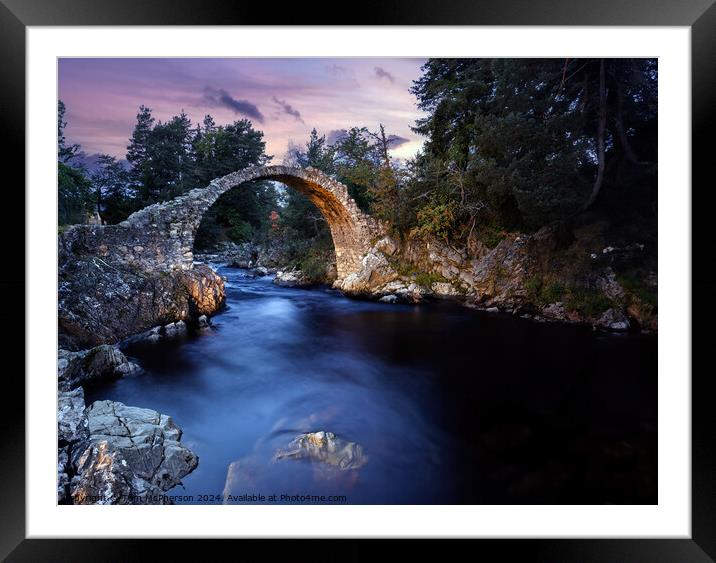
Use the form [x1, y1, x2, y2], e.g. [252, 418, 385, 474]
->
[58, 58, 428, 163]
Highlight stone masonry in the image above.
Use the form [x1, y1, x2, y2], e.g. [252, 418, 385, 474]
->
[62, 166, 383, 282]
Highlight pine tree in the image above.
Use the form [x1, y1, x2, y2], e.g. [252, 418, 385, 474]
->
[58, 100, 80, 163]
[126, 105, 156, 204]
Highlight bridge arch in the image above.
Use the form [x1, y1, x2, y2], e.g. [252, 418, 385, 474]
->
[121, 166, 380, 281]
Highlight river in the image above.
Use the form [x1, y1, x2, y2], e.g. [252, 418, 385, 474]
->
[85, 264, 657, 504]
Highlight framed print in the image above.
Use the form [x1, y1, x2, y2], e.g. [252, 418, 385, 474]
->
[2, 0, 714, 559]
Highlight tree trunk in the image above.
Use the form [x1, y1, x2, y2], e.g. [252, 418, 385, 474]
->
[613, 80, 643, 165]
[582, 59, 607, 212]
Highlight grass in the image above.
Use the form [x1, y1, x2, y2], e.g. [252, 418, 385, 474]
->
[565, 287, 614, 317]
[385, 255, 446, 289]
[526, 274, 614, 316]
[524, 276, 566, 307]
[473, 223, 507, 249]
[617, 274, 657, 310]
[414, 271, 445, 288]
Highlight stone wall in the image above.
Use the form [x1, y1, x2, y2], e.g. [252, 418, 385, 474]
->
[114, 165, 384, 280]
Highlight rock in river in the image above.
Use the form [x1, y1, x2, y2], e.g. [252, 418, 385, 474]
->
[70, 401, 198, 504]
[275, 431, 367, 470]
[273, 270, 311, 287]
[59, 344, 140, 390]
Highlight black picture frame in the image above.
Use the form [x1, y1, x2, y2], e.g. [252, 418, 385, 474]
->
[1, 1, 713, 560]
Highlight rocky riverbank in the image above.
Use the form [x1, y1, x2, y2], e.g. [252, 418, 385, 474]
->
[59, 226, 225, 350]
[57, 225, 226, 504]
[58, 341, 199, 504]
[197, 225, 657, 334]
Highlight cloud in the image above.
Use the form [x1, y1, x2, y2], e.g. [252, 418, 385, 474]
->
[326, 129, 349, 145]
[374, 66, 395, 84]
[272, 96, 304, 123]
[202, 87, 264, 123]
[326, 64, 348, 76]
[386, 134, 410, 148]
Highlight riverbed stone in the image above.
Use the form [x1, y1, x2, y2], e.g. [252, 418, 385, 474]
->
[274, 270, 311, 287]
[275, 431, 367, 470]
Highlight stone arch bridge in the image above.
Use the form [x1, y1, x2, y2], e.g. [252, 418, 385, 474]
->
[68, 166, 384, 282]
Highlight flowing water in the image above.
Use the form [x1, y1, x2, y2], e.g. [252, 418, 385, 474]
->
[85, 264, 657, 504]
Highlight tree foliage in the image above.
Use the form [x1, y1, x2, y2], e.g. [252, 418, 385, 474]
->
[58, 58, 657, 260]
[407, 58, 658, 240]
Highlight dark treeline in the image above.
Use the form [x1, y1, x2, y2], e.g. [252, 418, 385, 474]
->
[59, 58, 657, 257]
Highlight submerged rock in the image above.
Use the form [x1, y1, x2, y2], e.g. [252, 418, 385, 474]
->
[163, 320, 187, 337]
[70, 401, 198, 504]
[123, 319, 191, 345]
[197, 314, 211, 329]
[275, 431, 367, 470]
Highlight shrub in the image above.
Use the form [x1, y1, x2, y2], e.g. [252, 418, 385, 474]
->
[525, 276, 566, 306]
[414, 271, 444, 288]
[617, 275, 658, 311]
[565, 288, 613, 317]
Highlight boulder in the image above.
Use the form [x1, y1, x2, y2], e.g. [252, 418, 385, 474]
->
[338, 248, 400, 294]
[59, 345, 140, 390]
[431, 281, 461, 297]
[596, 308, 631, 332]
[58, 387, 89, 446]
[273, 270, 311, 287]
[541, 302, 569, 321]
[181, 264, 225, 317]
[58, 234, 225, 349]
[123, 319, 193, 345]
[57, 446, 70, 503]
[71, 441, 168, 505]
[58, 387, 90, 504]
[70, 401, 198, 504]
[275, 431, 367, 470]
[163, 320, 187, 337]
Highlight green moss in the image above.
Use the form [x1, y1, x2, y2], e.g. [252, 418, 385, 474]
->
[482, 228, 506, 249]
[525, 275, 566, 306]
[617, 275, 657, 310]
[414, 271, 445, 288]
[300, 254, 327, 283]
[565, 288, 613, 317]
[388, 256, 417, 278]
[385, 255, 446, 288]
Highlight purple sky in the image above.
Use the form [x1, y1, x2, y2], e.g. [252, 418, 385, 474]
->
[58, 58, 428, 163]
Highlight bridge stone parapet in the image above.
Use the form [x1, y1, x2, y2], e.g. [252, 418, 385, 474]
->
[61, 166, 385, 283]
